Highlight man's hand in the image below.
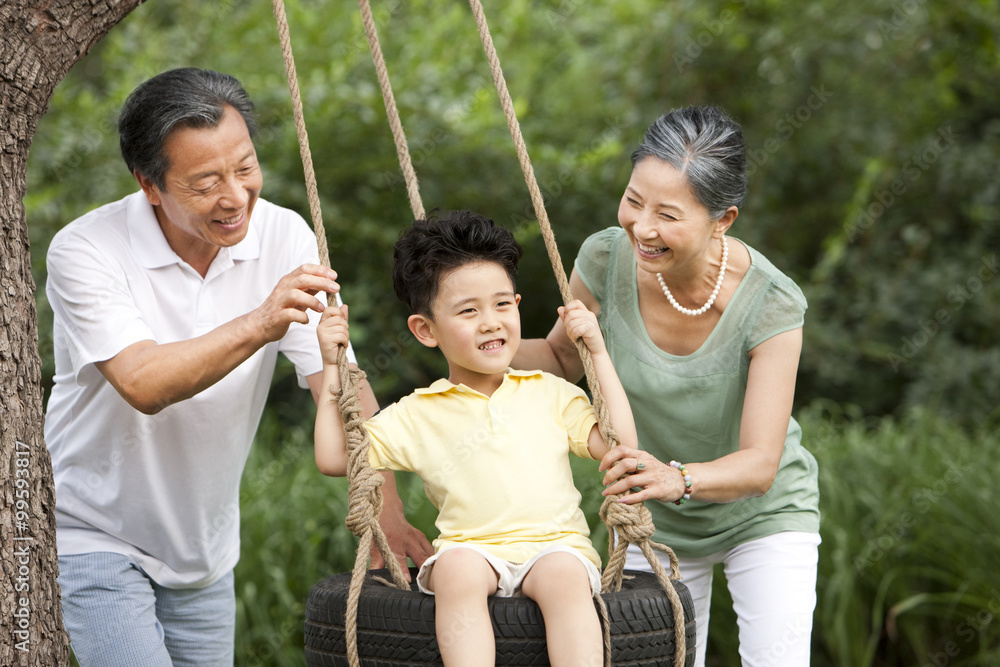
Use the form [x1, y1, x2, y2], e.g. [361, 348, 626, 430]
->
[251, 264, 341, 344]
[372, 472, 434, 582]
[97, 262, 339, 414]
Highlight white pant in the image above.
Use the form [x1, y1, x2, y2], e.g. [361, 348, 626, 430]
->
[625, 531, 820, 667]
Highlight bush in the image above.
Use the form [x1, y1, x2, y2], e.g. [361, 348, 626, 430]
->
[808, 403, 1000, 667]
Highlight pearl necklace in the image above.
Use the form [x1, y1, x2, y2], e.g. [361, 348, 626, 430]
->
[656, 236, 729, 316]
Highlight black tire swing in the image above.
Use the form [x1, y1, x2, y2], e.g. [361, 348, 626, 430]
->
[270, 1, 696, 665]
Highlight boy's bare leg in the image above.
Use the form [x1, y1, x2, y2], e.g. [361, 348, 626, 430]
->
[521, 552, 603, 667]
[426, 548, 500, 667]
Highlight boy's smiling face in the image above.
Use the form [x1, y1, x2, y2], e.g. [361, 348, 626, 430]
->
[408, 260, 521, 396]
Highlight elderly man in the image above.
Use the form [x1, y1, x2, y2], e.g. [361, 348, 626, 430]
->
[45, 67, 432, 666]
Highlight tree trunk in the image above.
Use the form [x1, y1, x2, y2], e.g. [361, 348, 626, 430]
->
[1, 1, 143, 664]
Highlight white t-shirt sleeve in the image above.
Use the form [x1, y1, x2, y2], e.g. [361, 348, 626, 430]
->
[46, 234, 156, 385]
[274, 211, 357, 388]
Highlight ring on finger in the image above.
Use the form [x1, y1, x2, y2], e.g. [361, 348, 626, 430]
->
[636, 460, 646, 471]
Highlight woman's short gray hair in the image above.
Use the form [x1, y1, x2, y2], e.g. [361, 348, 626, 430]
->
[118, 67, 258, 189]
[631, 106, 747, 220]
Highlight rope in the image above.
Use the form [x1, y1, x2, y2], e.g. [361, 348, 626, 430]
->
[271, 4, 410, 667]
[334, 362, 410, 667]
[270, 0, 329, 269]
[465, 1, 687, 664]
[358, 0, 425, 221]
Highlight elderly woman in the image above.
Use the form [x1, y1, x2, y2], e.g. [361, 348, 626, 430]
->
[515, 105, 820, 666]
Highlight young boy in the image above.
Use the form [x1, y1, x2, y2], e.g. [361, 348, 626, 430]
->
[315, 210, 638, 666]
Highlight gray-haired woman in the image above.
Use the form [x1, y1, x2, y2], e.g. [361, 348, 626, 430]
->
[514, 106, 820, 666]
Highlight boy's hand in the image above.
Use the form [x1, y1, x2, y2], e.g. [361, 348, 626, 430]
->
[558, 299, 607, 356]
[317, 304, 350, 366]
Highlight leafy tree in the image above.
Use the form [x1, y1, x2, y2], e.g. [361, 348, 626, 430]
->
[28, 0, 999, 426]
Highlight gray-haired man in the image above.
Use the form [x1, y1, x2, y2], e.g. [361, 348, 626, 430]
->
[46, 68, 432, 666]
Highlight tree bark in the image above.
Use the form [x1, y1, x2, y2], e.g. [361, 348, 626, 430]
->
[1, 1, 144, 664]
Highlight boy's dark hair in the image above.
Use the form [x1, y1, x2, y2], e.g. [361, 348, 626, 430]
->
[392, 210, 523, 317]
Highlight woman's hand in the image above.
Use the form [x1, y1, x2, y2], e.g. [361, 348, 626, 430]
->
[599, 445, 686, 505]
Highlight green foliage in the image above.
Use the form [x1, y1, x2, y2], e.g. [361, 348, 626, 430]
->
[233, 411, 353, 666]
[807, 402, 1000, 667]
[26, 0, 999, 423]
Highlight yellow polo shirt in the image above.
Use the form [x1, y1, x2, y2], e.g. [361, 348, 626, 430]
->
[365, 369, 601, 568]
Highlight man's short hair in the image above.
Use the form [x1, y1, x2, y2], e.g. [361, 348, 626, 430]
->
[118, 67, 257, 189]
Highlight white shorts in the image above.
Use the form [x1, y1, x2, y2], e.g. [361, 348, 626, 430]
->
[416, 544, 602, 598]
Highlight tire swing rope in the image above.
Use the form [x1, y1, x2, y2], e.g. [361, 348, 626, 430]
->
[273, 0, 687, 664]
[271, 7, 412, 667]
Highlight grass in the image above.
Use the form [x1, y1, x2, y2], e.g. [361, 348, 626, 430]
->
[703, 402, 1000, 667]
[807, 402, 1000, 667]
[233, 414, 353, 666]
[233, 402, 1000, 666]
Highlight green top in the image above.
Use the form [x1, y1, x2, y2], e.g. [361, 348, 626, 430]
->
[576, 227, 819, 557]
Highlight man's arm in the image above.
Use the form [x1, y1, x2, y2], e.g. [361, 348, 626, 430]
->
[97, 264, 340, 414]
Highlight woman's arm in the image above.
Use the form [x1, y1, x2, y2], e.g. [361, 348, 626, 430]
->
[513, 270, 599, 383]
[602, 327, 801, 504]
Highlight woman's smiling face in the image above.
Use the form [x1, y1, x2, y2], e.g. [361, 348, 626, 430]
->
[617, 156, 720, 278]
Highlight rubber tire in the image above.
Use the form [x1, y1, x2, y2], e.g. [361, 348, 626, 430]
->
[304, 568, 695, 666]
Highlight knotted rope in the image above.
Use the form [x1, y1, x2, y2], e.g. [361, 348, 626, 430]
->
[272, 4, 409, 667]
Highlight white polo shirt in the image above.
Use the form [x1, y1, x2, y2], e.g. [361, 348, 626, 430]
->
[45, 191, 354, 588]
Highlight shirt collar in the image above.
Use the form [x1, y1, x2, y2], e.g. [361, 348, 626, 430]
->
[125, 190, 261, 269]
[126, 191, 177, 269]
[413, 368, 544, 395]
